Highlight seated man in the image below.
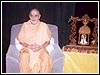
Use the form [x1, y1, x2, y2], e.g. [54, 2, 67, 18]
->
[16, 8, 53, 73]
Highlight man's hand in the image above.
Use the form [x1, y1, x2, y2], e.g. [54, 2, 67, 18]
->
[20, 41, 50, 52]
[27, 43, 41, 52]
[20, 42, 41, 52]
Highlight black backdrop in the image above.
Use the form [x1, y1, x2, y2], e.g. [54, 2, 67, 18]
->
[2, 1, 98, 73]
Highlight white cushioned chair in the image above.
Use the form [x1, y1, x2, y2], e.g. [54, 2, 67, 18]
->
[6, 24, 65, 73]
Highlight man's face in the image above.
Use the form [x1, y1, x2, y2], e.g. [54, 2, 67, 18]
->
[29, 10, 41, 25]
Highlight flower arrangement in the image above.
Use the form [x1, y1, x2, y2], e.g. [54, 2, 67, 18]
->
[63, 46, 98, 54]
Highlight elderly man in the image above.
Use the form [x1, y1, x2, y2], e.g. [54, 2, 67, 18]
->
[16, 8, 53, 73]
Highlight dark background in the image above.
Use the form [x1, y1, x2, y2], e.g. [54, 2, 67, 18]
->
[2, 1, 98, 73]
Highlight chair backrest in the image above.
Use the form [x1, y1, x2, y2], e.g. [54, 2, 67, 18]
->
[10, 23, 58, 45]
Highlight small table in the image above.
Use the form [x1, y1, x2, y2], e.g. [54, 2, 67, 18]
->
[62, 45, 98, 73]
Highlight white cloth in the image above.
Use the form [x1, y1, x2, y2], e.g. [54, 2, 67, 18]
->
[15, 37, 54, 54]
